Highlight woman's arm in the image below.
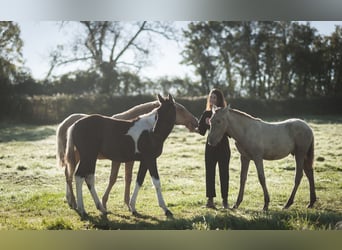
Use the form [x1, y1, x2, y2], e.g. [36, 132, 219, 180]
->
[197, 110, 212, 136]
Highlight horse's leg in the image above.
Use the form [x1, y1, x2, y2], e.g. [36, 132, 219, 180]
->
[148, 159, 172, 217]
[284, 153, 304, 209]
[75, 156, 96, 217]
[303, 161, 316, 208]
[254, 158, 270, 211]
[102, 161, 120, 211]
[234, 155, 250, 209]
[303, 141, 316, 208]
[75, 175, 86, 217]
[129, 162, 148, 216]
[85, 174, 107, 214]
[65, 159, 77, 209]
[124, 161, 134, 211]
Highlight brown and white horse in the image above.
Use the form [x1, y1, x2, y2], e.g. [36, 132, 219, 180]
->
[56, 100, 198, 211]
[65, 94, 176, 217]
[208, 105, 316, 211]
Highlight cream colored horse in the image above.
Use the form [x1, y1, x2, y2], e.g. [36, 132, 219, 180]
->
[208, 105, 316, 211]
[56, 101, 198, 211]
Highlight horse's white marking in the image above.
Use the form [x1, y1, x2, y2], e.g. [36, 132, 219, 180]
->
[75, 175, 85, 214]
[151, 177, 168, 212]
[85, 174, 106, 213]
[126, 110, 157, 153]
[129, 181, 141, 213]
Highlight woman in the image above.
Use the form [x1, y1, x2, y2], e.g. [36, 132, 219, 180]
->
[197, 88, 230, 209]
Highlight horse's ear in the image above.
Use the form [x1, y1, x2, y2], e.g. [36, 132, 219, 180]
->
[167, 93, 175, 104]
[157, 94, 165, 103]
[212, 104, 218, 113]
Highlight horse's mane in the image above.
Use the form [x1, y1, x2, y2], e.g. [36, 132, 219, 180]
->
[113, 101, 159, 120]
[230, 108, 262, 121]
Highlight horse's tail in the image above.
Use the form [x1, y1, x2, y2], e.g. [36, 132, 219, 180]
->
[304, 136, 314, 171]
[65, 124, 76, 173]
[56, 123, 66, 168]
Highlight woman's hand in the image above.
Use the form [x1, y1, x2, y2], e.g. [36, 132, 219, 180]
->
[205, 117, 210, 125]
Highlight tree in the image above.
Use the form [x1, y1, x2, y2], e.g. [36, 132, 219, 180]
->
[47, 21, 177, 94]
[181, 21, 341, 99]
[182, 22, 218, 94]
[328, 26, 342, 96]
[288, 22, 318, 98]
[0, 21, 24, 96]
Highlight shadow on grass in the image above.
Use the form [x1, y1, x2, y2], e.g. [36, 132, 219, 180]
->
[15, 193, 341, 230]
[0, 123, 55, 142]
[72, 208, 341, 230]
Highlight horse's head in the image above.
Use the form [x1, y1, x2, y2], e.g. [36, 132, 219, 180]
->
[207, 105, 229, 146]
[153, 94, 176, 139]
[175, 102, 199, 132]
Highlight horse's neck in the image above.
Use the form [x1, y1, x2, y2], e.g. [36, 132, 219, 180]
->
[227, 111, 254, 141]
[113, 101, 159, 120]
[154, 121, 174, 142]
[153, 111, 175, 142]
[138, 109, 158, 128]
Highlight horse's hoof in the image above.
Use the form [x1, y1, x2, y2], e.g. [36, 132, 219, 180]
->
[96, 203, 107, 215]
[78, 210, 88, 220]
[165, 210, 173, 218]
[307, 203, 314, 208]
[132, 211, 140, 217]
[66, 199, 77, 210]
[102, 202, 107, 211]
[283, 203, 291, 209]
[232, 204, 239, 209]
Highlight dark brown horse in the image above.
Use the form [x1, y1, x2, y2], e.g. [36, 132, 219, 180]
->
[56, 101, 198, 211]
[65, 94, 176, 217]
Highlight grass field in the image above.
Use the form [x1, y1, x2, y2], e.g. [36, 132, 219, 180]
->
[0, 116, 341, 230]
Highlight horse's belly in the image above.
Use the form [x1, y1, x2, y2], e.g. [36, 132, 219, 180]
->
[263, 152, 290, 161]
[101, 136, 136, 162]
[263, 146, 292, 160]
[261, 134, 294, 160]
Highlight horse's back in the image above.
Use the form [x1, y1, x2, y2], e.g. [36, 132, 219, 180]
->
[260, 119, 313, 160]
[266, 118, 312, 137]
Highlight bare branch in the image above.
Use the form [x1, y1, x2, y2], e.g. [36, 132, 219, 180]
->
[113, 21, 147, 64]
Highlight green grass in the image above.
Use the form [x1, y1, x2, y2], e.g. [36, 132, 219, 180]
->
[0, 117, 341, 230]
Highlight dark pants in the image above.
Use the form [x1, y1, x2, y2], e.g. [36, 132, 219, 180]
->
[205, 139, 230, 200]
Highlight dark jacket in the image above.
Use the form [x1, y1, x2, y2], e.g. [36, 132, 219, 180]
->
[198, 110, 229, 150]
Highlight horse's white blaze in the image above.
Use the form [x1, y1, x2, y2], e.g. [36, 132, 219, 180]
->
[151, 177, 167, 211]
[126, 111, 157, 153]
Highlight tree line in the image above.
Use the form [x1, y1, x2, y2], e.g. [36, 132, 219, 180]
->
[182, 21, 342, 99]
[1, 21, 342, 100]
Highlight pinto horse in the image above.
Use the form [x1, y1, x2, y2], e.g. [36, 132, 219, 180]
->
[65, 94, 176, 217]
[56, 100, 198, 211]
[207, 105, 316, 211]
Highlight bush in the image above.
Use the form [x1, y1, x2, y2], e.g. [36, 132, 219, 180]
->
[1, 94, 342, 124]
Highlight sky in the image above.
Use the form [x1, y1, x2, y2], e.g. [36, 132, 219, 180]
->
[18, 21, 342, 81]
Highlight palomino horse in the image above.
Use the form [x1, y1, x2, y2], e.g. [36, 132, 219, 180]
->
[207, 105, 316, 211]
[56, 101, 198, 211]
[65, 94, 176, 217]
